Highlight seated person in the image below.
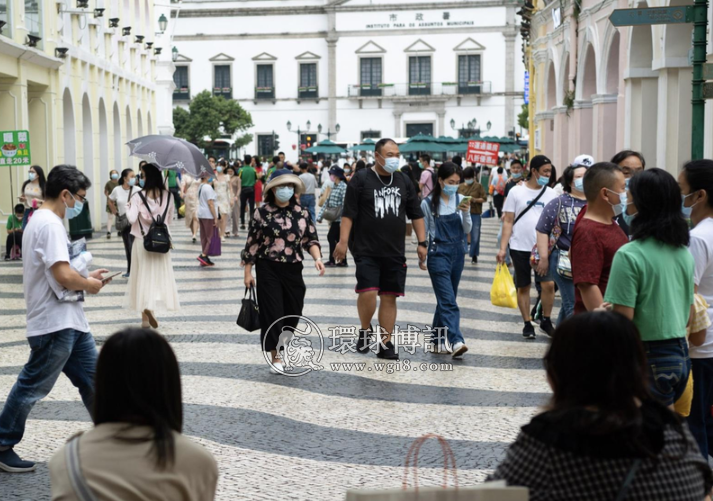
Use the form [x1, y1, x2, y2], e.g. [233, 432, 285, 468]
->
[5, 204, 24, 260]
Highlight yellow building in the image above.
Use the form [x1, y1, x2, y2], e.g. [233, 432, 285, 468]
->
[0, 0, 158, 238]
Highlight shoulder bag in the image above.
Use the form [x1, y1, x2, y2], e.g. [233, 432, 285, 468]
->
[237, 286, 260, 332]
[137, 191, 172, 254]
[513, 186, 547, 226]
[65, 435, 99, 501]
[530, 196, 562, 268]
[114, 187, 133, 232]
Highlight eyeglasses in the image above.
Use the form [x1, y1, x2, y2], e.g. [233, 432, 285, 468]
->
[74, 193, 87, 203]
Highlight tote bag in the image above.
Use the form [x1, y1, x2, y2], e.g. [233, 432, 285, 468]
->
[237, 286, 260, 332]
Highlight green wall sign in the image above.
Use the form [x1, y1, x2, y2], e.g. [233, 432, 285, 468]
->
[0, 130, 31, 167]
[609, 6, 693, 26]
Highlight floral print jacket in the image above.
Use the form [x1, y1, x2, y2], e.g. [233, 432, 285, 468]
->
[241, 202, 321, 265]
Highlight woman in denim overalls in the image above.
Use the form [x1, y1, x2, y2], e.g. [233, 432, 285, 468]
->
[420, 162, 473, 359]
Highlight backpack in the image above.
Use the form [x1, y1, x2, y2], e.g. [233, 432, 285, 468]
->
[137, 191, 172, 254]
[430, 169, 437, 190]
[494, 174, 506, 196]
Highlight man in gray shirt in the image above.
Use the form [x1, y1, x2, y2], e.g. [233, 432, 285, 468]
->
[298, 162, 317, 222]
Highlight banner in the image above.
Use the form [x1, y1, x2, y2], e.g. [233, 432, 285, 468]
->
[0, 130, 31, 167]
[466, 140, 500, 166]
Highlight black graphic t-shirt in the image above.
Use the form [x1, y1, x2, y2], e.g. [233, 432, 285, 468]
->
[343, 168, 424, 257]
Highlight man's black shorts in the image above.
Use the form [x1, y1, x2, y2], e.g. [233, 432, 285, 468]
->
[353, 255, 407, 296]
[510, 249, 554, 289]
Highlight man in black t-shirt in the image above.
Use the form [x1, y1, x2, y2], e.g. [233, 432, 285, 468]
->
[334, 138, 426, 360]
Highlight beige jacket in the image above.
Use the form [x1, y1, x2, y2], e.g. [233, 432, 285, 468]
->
[50, 423, 218, 501]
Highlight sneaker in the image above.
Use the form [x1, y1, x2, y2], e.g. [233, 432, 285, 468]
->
[0, 448, 36, 473]
[117, 231, 121, 238]
[336, 262, 348, 268]
[121, 272, 130, 278]
[471, 256, 478, 264]
[205, 256, 215, 267]
[270, 361, 284, 374]
[197, 255, 210, 266]
[376, 340, 399, 360]
[225, 231, 230, 237]
[430, 343, 452, 354]
[452, 342, 468, 359]
[523, 323, 536, 340]
[143, 309, 159, 329]
[106, 232, 111, 239]
[324, 262, 337, 268]
[540, 318, 555, 337]
[192, 237, 197, 244]
[356, 327, 372, 354]
[241, 224, 246, 230]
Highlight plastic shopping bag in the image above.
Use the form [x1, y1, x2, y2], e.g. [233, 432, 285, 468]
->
[490, 263, 518, 309]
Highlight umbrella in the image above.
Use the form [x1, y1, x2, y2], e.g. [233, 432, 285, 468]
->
[126, 135, 213, 178]
[350, 138, 376, 152]
[304, 139, 347, 154]
[397, 132, 447, 153]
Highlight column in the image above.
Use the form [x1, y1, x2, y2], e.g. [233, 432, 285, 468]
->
[437, 111, 446, 136]
[393, 111, 402, 137]
[592, 94, 618, 162]
[655, 67, 691, 175]
[326, 9, 338, 140]
[504, 32, 517, 133]
[156, 60, 177, 136]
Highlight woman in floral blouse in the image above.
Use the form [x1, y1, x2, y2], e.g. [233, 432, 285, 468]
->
[241, 169, 325, 374]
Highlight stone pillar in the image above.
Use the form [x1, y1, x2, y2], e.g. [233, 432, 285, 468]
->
[573, 100, 593, 157]
[393, 111, 402, 137]
[437, 111, 446, 136]
[156, 60, 176, 136]
[592, 94, 618, 162]
[504, 32, 517, 134]
[552, 106, 569, 170]
[326, 9, 338, 140]
[625, 75, 659, 167]
[655, 67, 692, 175]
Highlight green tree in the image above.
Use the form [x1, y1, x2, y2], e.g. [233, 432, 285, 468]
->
[173, 90, 253, 149]
[517, 103, 529, 130]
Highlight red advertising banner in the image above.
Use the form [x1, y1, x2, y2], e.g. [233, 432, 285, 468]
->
[466, 140, 500, 166]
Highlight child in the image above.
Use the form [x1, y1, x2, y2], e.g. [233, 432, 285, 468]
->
[5, 204, 24, 260]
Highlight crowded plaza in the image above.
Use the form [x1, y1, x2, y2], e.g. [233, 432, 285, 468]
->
[4, 0, 713, 500]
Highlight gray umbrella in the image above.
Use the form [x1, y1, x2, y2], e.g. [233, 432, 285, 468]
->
[126, 135, 213, 178]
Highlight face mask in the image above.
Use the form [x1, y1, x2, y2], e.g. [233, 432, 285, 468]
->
[465, 179, 474, 185]
[622, 209, 637, 226]
[111, 173, 119, 180]
[344, 169, 351, 174]
[442, 184, 459, 196]
[383, 157, 400, 174]
[217, 167, 223, 174]
[330, 175, 337, 184]
[275, 186, 294, 202]
[606, 189, 627, 217]
[28, 172, 36, 181]
[625, 178, 631, 190]
[537, 175, 549, 187]
[511, 172, 522, 179]
[63, 194, 84, 220]
[139, 179, 145, 188]
[207, 177, 214, 184]
[128, 177, 136, 187]
[573, 178, 584, 192]
[682, 193, 699, 218]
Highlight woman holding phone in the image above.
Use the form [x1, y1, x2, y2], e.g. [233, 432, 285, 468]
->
[420, 162, 472, 359]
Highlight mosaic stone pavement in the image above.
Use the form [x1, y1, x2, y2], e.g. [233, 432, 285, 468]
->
[0, 212, 555, 500]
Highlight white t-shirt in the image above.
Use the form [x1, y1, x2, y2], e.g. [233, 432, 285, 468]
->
[23, 210, 90, 337]
[689, 218, 713, 358]
[197, 183, 217, 219]
[502, 184, 557, 252]
[109, 185, 133, 216]
[299, 172, 317, 195]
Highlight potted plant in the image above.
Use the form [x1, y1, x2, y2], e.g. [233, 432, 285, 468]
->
[377, 83, 393, 88]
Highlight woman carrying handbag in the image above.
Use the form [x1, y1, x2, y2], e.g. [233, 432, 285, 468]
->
[241, 169, 325, 374]
[317, 165, 348, 267]
[124, 163, 180, 329]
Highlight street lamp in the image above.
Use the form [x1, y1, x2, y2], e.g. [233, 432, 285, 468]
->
[486, 121, 492, 131]
[158, 14, 168, 33]
[306, 120, 311, 131]
[317, 123, 340, 140]
[172, 46, 178, 62]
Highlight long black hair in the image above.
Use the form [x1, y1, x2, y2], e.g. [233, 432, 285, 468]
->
[682, 159, 713, 209]
[119, 168, 134, 187]
[22, 165, 46, 198]
[545, 312, 686, 457]
[141, 163, 166, 204]
[430, 161, 460, 217]
[93, 328, 183, 469]
[629, 168, 689, 247]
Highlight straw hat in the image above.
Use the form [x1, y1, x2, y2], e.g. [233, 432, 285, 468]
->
[264, 168, 305, 195]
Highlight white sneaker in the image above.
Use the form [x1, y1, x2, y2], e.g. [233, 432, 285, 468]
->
[270, 361, 284, 374]
[431, 343, 452, 355]
[452, 342, 468, 359]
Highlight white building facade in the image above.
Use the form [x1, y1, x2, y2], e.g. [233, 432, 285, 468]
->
[170, 0, 525, 162]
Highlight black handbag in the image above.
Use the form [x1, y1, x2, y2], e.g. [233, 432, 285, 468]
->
[137, 191, 172, 254]
[114, 187, 132, 232]
[237, 286, 260, 332]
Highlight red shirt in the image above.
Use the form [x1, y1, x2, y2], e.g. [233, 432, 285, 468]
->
[570, 217, 628, 314]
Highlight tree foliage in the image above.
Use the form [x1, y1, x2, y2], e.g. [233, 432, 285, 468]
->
[173, 91, 253, 149]
[517, 103, 529, 130]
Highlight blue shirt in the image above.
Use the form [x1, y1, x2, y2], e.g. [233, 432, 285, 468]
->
[420, 194, 472, 240]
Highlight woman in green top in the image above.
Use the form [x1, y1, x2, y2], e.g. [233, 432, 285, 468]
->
[604, 168, 694, 407]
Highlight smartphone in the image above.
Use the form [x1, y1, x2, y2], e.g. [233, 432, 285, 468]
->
[460, 196, 473, 204]
[101, 272, 122, 284]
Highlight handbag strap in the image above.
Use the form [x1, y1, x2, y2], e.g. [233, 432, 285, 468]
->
[514, 186, 547, 226]
[65, 436, 99, 501]
[614, 459, 642, 501]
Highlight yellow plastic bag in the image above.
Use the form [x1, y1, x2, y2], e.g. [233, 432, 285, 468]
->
[490, 263, 518, 309]
[178, 204, 186, 217]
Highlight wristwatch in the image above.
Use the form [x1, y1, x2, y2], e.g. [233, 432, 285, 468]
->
[418, 241, 428, 248]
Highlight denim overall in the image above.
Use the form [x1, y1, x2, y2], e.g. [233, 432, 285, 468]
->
[427, 196, 467, 347]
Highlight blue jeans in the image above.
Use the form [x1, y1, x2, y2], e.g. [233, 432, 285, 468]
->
[469, 214, 482, 258]
[549, 249, 575, 326]
[687, 357, 713, 459]
[428, 242, 466, 347]
[301, 194, 316, 223]
[0, 329, 97, 447]
[642, 338, 691, 407]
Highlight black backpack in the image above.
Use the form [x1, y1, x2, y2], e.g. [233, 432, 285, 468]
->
[137, 191, 172, 254]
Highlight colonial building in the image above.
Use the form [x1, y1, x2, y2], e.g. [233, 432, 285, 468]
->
[529, 0, 713, 173]
[170, 0, 526, 162]
[0, 0, 163, 234]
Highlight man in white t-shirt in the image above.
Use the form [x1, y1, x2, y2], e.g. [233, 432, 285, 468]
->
[0, 165, 110, 473]
[497, 155, 557, 340]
